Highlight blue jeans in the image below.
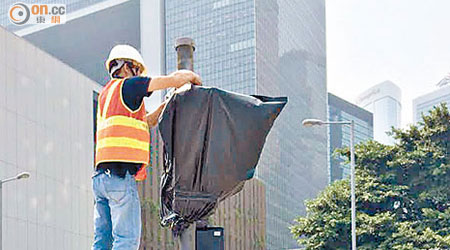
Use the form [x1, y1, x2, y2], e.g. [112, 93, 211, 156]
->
[92, 172, 141, 250]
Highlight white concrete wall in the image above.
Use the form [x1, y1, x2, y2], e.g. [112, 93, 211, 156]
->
[0, 26, 101, 250]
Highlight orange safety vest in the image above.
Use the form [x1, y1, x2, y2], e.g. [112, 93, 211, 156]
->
[95, 78, 150, 181]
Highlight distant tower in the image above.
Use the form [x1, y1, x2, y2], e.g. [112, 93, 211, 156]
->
[356, 81, 402, 145]
[436, 72, 450, 88]
[413, 73, 450, 123]
[328, 93, 373, 183]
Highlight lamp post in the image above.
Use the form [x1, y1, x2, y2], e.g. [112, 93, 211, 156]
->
[165, 37, 196, 101]
[0, 172, 30, 250]
[302, 118, 356, 250]
[175, 37, 196, 250]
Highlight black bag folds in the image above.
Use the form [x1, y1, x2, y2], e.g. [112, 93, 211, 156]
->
[158, 85, 287, 236]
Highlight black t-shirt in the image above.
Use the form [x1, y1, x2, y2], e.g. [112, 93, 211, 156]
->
[96, 162, 141, 178]
[122, 76, 152, 111]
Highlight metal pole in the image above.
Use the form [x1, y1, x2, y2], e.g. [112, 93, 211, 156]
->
[175, 37, 195, 71]
[175, 37, 196, 250]
[165, 37, 195, 101]
[179, 225, 194, 250]
[350, 121, 356, 250]
[302, 119, 356, 248]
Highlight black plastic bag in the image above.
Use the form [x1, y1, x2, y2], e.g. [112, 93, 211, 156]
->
[158, 85, 287, 236]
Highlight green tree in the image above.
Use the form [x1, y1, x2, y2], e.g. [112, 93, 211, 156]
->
[291, 104, 450, 249]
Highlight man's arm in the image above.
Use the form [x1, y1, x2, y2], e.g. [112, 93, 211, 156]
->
[145, 101, 167, 128]
[122, 70, 201, 112]
[148, 70, 202, 92]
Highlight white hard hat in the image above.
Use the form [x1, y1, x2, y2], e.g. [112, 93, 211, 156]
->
[105, 44, 148, 77]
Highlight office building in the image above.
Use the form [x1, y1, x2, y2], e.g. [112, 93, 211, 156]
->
[328, 93, 373, 182]
[356, 80, 401, 145]
[413, 74, 450, 123]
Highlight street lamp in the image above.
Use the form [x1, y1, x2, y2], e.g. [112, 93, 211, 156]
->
[0, 172, 30, 250]
[302, 118, 357, 250]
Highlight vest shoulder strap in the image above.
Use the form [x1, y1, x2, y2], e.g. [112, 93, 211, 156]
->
[101, 79, 122, 119]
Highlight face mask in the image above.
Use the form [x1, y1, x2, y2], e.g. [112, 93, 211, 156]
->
[109, 59, 125, 77]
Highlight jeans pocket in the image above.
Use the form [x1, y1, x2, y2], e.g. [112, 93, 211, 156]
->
[108, 190, 127, 203]
[105, 176, 128, 203]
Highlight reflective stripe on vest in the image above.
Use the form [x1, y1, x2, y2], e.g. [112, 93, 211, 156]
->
[95, 79, 150, 181]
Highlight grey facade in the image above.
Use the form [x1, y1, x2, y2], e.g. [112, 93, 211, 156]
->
[20, 0, 141, 86]
[328, 93, 373, 182]
[164, 0, 327, 249]
[0, 26, 101, 249]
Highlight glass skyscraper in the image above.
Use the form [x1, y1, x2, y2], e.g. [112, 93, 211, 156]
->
[165, 1, 327, 249]
[328, 93, 373, 182]
[165, 0, 256, 94]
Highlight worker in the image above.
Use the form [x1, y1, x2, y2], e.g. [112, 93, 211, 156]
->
[92, 44, 201, 250]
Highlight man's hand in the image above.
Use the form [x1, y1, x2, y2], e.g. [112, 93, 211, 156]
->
[148, 70, 202, 92]
[169, 70, 202, 88]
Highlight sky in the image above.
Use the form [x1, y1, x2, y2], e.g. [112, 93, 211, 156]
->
[326, 0, 450, 127]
